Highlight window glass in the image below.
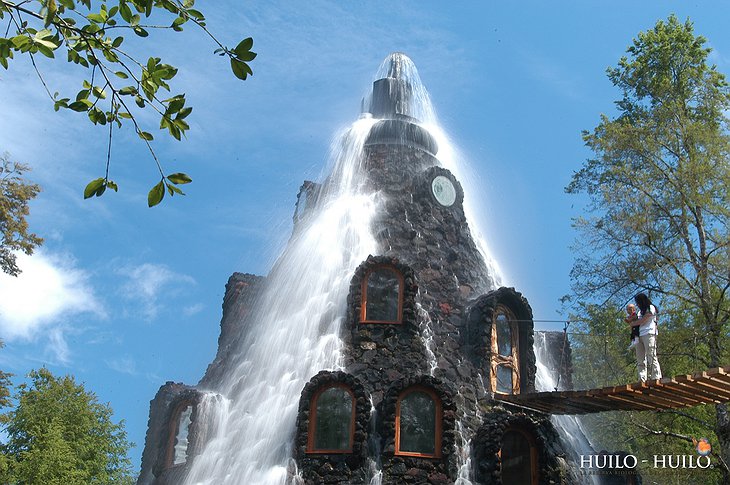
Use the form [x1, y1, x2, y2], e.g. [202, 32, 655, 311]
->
[496, 365, 513, 394]
[399, 391, 436, 454]
[172, 405, 193, 465]
[496, 313, 512, 356]
[502, 430, 533, 484]
[365, 267, 400, 322]
[313, 387, 353, 451]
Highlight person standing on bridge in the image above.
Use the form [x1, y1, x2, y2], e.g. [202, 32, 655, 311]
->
[629, 293, 662, 382]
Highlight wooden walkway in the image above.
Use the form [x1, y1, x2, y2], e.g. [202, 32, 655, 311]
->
[494, 366, 730, 415]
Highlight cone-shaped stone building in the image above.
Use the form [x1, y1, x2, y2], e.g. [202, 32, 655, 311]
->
[137, 53, 592, 485]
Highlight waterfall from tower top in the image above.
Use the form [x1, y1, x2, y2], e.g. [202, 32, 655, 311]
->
[362, 52, 437, 124]
[183, 117, 378, 484]
[183, 53, 503, 484]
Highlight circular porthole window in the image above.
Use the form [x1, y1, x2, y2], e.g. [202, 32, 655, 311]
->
[431, 175, 457, 207]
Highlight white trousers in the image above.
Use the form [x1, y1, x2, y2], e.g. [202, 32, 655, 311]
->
[635, 333, 662, 382]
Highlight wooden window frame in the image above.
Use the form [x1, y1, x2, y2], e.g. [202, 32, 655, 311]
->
[306, 383, 356, 454]
[360, 265, 404, 324]
[498, 427, 539, 485]
[490, 305, 520, 394]
[164, 400, 194, 469]
[394, 385, 442, 459]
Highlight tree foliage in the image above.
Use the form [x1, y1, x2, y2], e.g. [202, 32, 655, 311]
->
[566, 14, 730, 479]
[567, 14, 729, 366]
[0, 153, 42, 276]
[0, 368, 134, 484]
[0, 0, 256, 206]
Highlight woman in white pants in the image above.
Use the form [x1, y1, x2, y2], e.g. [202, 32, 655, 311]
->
[630, 293, 662, 382]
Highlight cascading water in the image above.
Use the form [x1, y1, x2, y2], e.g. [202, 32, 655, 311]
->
[183, 118, 379, 484]
[534, 331, 599, 484]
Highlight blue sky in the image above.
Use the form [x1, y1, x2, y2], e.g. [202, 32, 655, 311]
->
[1, 0, 730, 471]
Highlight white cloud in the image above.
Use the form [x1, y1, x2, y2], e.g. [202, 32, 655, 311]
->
[118, 263, 195, 320]
[46, 327, 71, 364]
[0, 250, 104, 342]
[106, 355, 138, 375]
[183, 302, 205, 317]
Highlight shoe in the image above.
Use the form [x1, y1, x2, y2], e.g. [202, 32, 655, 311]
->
[628, 339, 637, 350]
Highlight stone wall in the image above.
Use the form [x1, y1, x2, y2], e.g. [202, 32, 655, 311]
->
[466, 287, 537, 395]
[472, 409, 569, 485]
[200, 272, 264, 388]
[137, 383, 203, 485]
[294, 371, 371, 484]
[379, 375, 457, 484]
[343, 255, 423, 404]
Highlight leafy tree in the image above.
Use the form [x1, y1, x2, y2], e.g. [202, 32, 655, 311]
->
[0, 368, 134, 484]
[566, 14, 730, 477]
[0, 0, 256, 206]
[0, 153, 42, 276]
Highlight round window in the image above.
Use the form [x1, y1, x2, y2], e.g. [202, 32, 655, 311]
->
[431, 175, 456, 207]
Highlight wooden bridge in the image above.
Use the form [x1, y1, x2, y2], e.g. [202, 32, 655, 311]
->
[495, 366, 730, 415]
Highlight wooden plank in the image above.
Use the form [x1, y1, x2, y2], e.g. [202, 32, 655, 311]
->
[591, 390, 659, 411]
[647, 381, 712, 406]
[602, 384, 678, 410]
[642, 386, 704, 407]
[581, 393, 634, 410]
[676, 373, 730, 401]
[663, 378, 726, 404]
[704, 373, 730, 392]
[630, 382, 704, 408]
[683, 382, 730, 403]
[689, 375, 730, 399]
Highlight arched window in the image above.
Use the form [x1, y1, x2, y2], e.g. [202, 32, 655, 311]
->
[307, 385, 355, 453]
[491, 306, 520, 394]
[166, 402, 194, 467]
[395, 386, 442, 458]
[361, 266, 404, 324]
[500, 428, 538, 485]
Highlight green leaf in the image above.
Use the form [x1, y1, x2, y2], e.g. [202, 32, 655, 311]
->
[168, 183, 184, 195]
[92, 86, 107, 99]
[119, 3, 132, 22]
[138, 131, 153, 141]
[84, 178, 105, 199]
[133, 26, 149, 37]
[53, 97, 69, 111]
[147, 180, 165, 207]
[87, 13, 105, 23]
[187, 8, 204, 20]
[119, 86, 136, 95]
[234, 37, 253, 54]
[114, 71, 128, 79]
[44, 0, 57, 28]
[236, 50, 257, 62]
[68, 100, 89, 112]
[230, 58, 252, 80]
[177, 106, 192, 119]
[37, 44, 55, 58]
[106, 180, 118, 192]
[166, 172, 192, 184]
